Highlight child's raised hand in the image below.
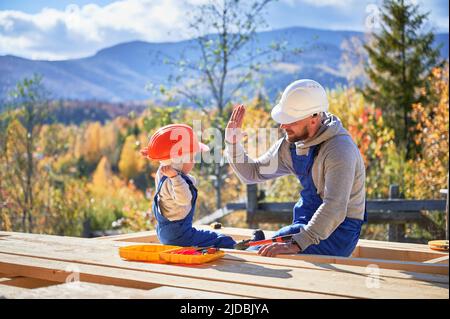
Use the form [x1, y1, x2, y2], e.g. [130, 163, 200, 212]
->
[160, 165, 178, 178]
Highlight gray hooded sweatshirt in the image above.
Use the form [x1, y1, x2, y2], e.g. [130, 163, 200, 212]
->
[225, 113, 366, 251]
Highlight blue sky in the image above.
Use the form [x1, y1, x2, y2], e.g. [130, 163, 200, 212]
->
[0, 0, 448, 60]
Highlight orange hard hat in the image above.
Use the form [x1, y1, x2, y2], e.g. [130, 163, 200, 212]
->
[140, 124, 209, 163]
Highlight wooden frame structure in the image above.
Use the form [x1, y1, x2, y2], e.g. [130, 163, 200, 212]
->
[0, 227, 448, 299]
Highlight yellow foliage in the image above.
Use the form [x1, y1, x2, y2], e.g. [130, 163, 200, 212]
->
[0, 208, 12, 231]
[82, 122, 102, 164]
[118, 135, 146, 181]
[405, 66, 449, 199]
[92, 156, 114, 189]
[99, 122, 119, 165]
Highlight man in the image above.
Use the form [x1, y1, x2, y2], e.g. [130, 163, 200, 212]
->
[225, 79, 367, 257]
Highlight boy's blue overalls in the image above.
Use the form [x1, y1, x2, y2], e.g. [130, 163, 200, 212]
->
[153, 173, 236, 248]
[270, 143, 367, 257]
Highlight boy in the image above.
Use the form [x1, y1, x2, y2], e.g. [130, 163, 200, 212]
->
[140, 123, 237, 248]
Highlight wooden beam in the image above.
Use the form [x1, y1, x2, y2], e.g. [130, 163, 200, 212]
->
[246, 184, 258, 228]
[0, 276, 58, 289]
[106, 230, 448, 278]
[250, 210, 432, 224]
[0, 282, 246, 299]
[357, 239, 445, 252]
[424, 256, 449, 264]
[241, 200, 448, 212]
[220, 251, 448, 284]
[0, 233, 447, 298]
[356, 246, 448, 263]
[0, 253, 338, 299]
[226, 248, 448, 276]
[94, 226, 274, 243]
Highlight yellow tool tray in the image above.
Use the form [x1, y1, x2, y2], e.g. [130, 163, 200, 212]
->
[119, 244, 179, 262]
[428, 240, 449, 252]
[159, 247, 225, 264]
[118, 244, 224, 264]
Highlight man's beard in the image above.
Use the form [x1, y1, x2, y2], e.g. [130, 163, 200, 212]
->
[285, 128, 308, 143]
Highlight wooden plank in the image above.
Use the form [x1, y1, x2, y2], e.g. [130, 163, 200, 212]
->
[12, 229, 446, 283]
[250, 210, 429, 224]
[220, 201, 446, 225]
[0, 233, 447, 298]
[220, 251, 448, 284]
[367, 200, 446, 211]
[370, 212, 424, 224]
[0, 272, 18, 278]
[356, 246, 447, 263]
[96, 231, 448, 283]
[226, 249, 448, 276]
[357, 239, 442, 251]
[97, 229, 448, 274]
[95, 227, 276, 243]
[0, 282, 245, 299]
[0, 276, 58, 289]
[104, 229, 447, 267]
[237, 200, 447, 212]
[214, 229, 447, 261]
[424, 256, 449, 264]
[0, 253, 337, 299]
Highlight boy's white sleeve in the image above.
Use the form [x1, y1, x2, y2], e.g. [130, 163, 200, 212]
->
[166, 175, 193, 206]
[156, 169, 194, 221]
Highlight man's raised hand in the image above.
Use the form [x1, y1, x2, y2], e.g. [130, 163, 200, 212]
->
[225, 104, 246, 144]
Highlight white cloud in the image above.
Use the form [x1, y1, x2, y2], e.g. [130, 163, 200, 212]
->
[281, 0, 359, 8]
[0, 0, 195, 60]
[1, 0, 447, 60]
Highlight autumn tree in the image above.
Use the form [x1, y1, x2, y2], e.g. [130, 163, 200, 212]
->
[0, 75, 50, 232]
[83, 121, 102, 164]
[363, 0, 444, 158]
[405, 66, 449, 199]
[118, 135, 146, 182]
[99, 122, 120, 168]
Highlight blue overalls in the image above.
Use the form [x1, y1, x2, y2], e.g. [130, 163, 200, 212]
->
[152, 173, 236, 248]
[272, 143, 367, 257]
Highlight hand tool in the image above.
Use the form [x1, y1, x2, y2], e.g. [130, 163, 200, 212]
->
[234, 234, 294, 250]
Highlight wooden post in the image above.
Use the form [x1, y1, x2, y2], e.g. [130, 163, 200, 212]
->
[82, 218, 91, 238]
[446, 173, 449, 240]
[246, 184, 258, 229]
[388, 184, 405, 242]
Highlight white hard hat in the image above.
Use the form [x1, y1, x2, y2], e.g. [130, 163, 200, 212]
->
[271, 79, 329, 124]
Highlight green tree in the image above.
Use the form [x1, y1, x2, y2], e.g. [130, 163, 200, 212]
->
[362, 0, 444, 158]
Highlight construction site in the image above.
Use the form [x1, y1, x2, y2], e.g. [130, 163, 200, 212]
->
[0, 0, 449, 305]
[0, 226, 448, 299]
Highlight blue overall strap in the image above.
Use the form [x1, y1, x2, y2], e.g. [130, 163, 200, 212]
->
[153, 172, 236, 249]
[152, 175, 168, 221]
[363, 201, 368, 223]
[271, 141, 365, 257]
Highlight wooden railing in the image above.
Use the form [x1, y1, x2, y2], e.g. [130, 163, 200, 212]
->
[195, 184, 449, 242]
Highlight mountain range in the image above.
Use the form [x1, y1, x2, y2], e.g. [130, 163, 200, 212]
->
[0, 26, 448, 103]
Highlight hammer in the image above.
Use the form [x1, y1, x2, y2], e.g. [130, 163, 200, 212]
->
[234, 234, 294, 250]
